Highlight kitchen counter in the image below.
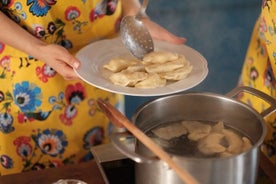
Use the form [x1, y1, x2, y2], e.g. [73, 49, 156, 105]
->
[0, 148, 274, 184]
[0, 160, 105, 184]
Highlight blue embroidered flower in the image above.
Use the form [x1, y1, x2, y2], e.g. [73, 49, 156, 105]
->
[83, 127, 103, 149]
[13, 81, 42, 112]
[34, 129, 68, 156]
[0, 155, 13, 169]
[27, 0, 57, 17]
[0, 112, 15, 134]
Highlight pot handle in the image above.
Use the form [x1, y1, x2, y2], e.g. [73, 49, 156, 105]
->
[226, 86, 276, 118]
[110, 132, 158, 163]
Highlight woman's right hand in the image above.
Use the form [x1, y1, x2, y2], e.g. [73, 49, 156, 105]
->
[0, 11, 80, 80]
[36, 43, 81, 80]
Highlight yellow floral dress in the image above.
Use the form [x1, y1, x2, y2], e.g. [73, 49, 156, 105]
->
[239, 0, 276, 164]
[0, 0, 124, 175]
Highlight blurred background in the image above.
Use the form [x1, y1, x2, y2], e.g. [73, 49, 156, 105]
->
[125, 0, 261, 118]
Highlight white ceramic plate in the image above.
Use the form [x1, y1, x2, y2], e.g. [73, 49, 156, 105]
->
[75, 37, 208, 96]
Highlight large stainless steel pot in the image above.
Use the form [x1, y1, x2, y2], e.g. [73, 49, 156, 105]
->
[111, 87, 276, 184]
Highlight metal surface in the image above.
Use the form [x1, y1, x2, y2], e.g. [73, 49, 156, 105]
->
[111, 87, 273, 184]
[120, 0, 154, 59]
[97, 98, 199, 184]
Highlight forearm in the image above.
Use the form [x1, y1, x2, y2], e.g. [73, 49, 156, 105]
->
[0, 11, 46, 59]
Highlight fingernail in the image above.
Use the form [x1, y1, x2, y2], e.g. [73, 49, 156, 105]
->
[73, 62, 80, 69]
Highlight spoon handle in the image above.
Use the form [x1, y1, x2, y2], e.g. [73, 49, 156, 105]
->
[137, 0, 149, 19]
[97, 99, 199, 184]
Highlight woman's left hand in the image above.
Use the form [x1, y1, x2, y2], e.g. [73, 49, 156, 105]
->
[142, 18, 186, 45]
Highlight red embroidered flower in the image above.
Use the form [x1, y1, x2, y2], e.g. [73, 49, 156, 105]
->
[0, 56, 11, 71]
[13, 136, 33, 158]
[33, 25, 46, 38]
[259, 16, 267, 33]
[0, 43, 5, 54]
[65, 6, 81, 21]
[65, 82, 86, 104]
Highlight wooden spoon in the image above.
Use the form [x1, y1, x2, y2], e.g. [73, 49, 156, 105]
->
[97, 99, 199, 184]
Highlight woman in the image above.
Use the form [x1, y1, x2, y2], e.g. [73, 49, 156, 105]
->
[0, 0, 185, 175]
[239, 0, 276, 166]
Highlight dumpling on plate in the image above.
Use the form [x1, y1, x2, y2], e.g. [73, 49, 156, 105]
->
[151, 122, 187, 140]
[145, 56, 185, 73]
[123, 64, 146, 72]
[109, 71, 148, 87]
[182, 121, 212, 141]
[142, 51, 179, 65]
[159, 62, 193, 81]
[135, 73, 166, 89]
[103, 58, 138, 72]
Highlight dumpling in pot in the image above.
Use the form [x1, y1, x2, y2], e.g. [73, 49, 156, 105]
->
[151, 122, 187, 141]
[220, 136, 252, 157]
[182, 121, 212, 141]
[241, 137, 253, 152]
[220, 151, 233, 158]
[211, 121, 225, 133]
[198, 133, 226, 155]
[223, 129, 243, 154]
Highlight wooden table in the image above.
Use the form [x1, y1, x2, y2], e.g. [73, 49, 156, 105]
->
[0, 151, 274, 184]
[0, 160, 105, 184]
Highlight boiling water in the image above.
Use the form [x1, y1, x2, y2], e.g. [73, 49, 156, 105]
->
[146, 120, 252, 158]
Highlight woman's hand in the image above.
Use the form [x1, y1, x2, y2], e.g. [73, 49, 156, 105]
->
[0, 11, 80, 80]
[121, 0, 186, 45]
[142, 18, 186, 45]
[35, 43, 81, 80]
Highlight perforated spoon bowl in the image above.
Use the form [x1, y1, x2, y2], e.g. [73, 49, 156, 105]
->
[120, 0, 154, 59]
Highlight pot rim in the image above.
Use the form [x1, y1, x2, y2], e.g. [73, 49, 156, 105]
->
[131, 90, 268, 162]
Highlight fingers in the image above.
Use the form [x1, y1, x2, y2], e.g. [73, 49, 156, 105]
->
[49, 57, 78, 79]
[64, 53, 81, 70]
[38, 44, 81, 80]
[142, 18, 187, 45]
[157, 32, 186, 45]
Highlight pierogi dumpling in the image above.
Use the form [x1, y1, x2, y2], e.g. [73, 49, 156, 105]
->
[241, 137, 253, 152]
[211, 121, 225, 133]
[223, 129, 243, 154]
[220, 136, 252, 157]
[198, 133, 226, 155]
[145, 56, 185, 73]
[220, 151, 233, 158]
[103, 50, 193, 89]
[135, 73, 166, 89]
[123, 64, 145, 72]
[103, 58, 138, 72]
[159, 62, 193, 81]
[182, 121, 212, 141]
[142, 51, 179, 64]
[151, 122, 187, 140]
[109, 71, 148, 87]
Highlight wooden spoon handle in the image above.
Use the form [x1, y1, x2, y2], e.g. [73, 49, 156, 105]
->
[97, 99, 199, 184]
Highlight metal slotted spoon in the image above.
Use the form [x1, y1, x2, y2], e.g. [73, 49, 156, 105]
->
[120, 0, 154, 59]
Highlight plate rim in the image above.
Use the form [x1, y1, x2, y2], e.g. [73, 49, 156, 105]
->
[75, 37, 208, 97]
